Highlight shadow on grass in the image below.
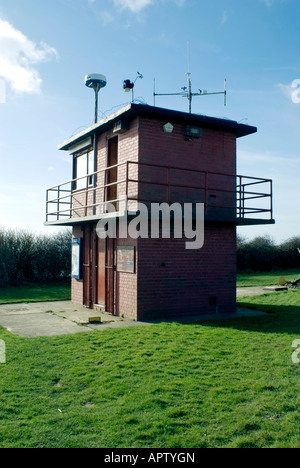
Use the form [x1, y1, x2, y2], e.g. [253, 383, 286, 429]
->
[197, 304, 300, 335]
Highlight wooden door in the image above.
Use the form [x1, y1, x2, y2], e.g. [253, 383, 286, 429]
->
[105, 237, 115, 315]
[96, 236, 116, 315]
[96, 237, 106, 306]
[83, 224, 97, 309]
[83, 225, 92, 308]
[106, 137, 118, 205]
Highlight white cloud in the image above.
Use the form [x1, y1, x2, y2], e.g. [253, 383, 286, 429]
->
[113, 0, 155, 13]
[0, 18, 58, 94]
[260, 0, 275, 6]
[112, 0, 185, 13]
[221, 12, 228, 25]
[99, 11, 115, 25]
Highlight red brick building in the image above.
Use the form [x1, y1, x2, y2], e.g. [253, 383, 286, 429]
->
[46, 104, 274, 320]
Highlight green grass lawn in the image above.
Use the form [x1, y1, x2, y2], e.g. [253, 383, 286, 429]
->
[0, 283, 71, 304]
[238, 288, 300, 314]
[0, 284, 300, 448]
[237, 270, 300, 287]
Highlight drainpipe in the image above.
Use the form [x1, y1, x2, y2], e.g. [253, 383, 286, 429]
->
[93, 132, 97, 216]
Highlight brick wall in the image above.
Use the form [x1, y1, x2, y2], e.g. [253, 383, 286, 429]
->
[115, 234, 138, 319]
[138, 116, 236, 173]
[135, 116, 237, 320]
[69, 112, 238, 320]
[137, 223, 236, 320]
[137, 116, 237, 221]
[96, 120, 140, 211]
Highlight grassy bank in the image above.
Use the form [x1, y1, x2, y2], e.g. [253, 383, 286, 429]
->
[237, 287, 300, 314]
[0, 283, 71, 304]
[0, 289, 300, 448]
[237, 270, 300, 288]
[0, 273, 300, 448]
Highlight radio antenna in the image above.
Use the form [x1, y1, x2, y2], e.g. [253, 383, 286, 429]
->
[153, 42, 227, 113]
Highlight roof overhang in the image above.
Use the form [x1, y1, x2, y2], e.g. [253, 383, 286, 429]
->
[58, 104, 257, 152]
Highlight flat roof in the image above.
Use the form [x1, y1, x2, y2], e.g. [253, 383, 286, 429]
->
[58, 103, 257, 151]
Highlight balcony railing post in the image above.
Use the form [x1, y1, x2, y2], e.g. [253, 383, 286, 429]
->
[205, 172, 208, 215]
[239, 177, 243, 218]
[46, 161, 273, 225]
[126, 161, 129, 202]
[56, 186, 60, 221]
[237, 176, 241, 218]
[70, 182, 73, 219]
[167, 167, 170, 204]
[240, 177, 245, 218]
[85, 175, 89, 217]
[46, 190, 49, 223]
[270, 179, 273, 220]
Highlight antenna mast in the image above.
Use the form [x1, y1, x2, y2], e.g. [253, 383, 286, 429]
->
[153, 43, 227, 113]
[84, 74, 107, 123]
[186, 41, 192, 113]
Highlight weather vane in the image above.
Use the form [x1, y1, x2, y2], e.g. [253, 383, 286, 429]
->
[153, 43, 227, 113]
[123, 72, 143, 102]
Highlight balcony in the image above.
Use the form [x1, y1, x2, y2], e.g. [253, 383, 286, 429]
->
[45, 161, 274, 226]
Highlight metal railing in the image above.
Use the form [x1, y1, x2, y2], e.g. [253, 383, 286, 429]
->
[46, 161, 273, 224]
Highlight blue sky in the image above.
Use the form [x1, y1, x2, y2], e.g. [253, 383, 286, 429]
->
[0, 0, 299, 242]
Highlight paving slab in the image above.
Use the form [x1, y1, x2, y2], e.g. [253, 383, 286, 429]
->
[237, 286, 283, 297]
[0, 302, 93, 338]
[263, 286, 289, 292]
[0, 300, 266, 338]
[0, 301, 146, 338]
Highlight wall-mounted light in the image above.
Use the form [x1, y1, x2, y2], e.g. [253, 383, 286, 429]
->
[123, 72, 143, 102]
[184, 126, 203, 139]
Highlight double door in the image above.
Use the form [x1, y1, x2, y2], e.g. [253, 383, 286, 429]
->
[82, 225, 115, 314]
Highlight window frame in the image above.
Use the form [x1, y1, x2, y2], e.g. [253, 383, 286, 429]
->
[73, 148, 95, 191]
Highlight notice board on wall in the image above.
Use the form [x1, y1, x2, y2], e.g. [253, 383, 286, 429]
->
[117, 246, 135, 274]
[71, 238, 82, 279]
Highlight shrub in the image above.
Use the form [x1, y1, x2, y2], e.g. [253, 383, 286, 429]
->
[0, 227, 71, 286]
[278, 236, 300, 270]
[237, 234, 300, 272]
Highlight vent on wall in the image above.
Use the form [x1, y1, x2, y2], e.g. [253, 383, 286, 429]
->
[113, 120, 129, 134]
[209, 296, 217, 306]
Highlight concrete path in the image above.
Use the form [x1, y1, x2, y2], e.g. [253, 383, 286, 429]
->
[0, 301, 142, 338]
[237, 285, 288, 297]
[237, 286, 268, 297]
[0, 296, 267, 338]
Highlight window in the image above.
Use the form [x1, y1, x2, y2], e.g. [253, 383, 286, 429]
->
[74, 150, 95, 190]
